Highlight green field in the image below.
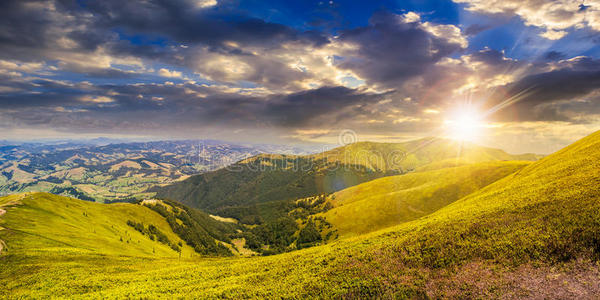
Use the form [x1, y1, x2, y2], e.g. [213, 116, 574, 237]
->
[1, 131, 600, 298]
[0, 193, 193, 258]
[319, 161, 531, 237]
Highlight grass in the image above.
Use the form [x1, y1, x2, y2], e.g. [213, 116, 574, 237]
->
[0, 193, 193, 258]
[319, 161, 531, 237]
[1, 131, 600, 298]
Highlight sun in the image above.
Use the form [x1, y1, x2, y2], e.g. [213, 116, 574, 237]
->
[444, 108, 485, 142]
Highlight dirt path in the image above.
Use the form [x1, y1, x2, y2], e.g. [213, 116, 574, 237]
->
[0, 208, 5, 255]
[231, 238, 258, 256]
[0, 194, 29, 255]
[0, 195, 20, 256]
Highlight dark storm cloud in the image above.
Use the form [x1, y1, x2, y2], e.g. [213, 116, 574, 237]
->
[0, 0, 339, 96]
[543, 51, 566, 61]
[263, 86, 389, 127]
[0, 75, 86, 107]
[0, 0, 326, 63]
[98, 70, 142, 79]
[336, 12, 466, 88]
[124, 85, 386, 128]
[509, 70, 600, 105]
[0, 0, 59, 49]
[464, 23, 492, 36]
[469, 48, 511, 66]
[80, 0, 328, 47]
[0, 76, 387, 133]
[486, 57, 600, 122]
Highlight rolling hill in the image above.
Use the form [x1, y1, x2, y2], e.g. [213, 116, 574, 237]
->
[314, 160, 532, 237]
[0, 193, 188, 257]
[156, 138, 538, 222]
[2, 131, 599, 297]
[0, 193, 239, 258]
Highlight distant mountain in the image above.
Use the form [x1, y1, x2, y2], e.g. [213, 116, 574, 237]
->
[0, 140, 314, 202]
[156, 137, 539, 221]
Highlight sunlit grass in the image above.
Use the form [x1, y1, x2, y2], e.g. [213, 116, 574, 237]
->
[319, 161, 530, 237]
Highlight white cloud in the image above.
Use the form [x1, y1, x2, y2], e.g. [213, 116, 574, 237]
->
[455, 0, 600, 39]
[423, 109, 441, 114]
[422, 22, 468, 48]
[402, 12, 421, 23]
[540, 29, 568, 40]
[0, 60, 44, 73]
[158, 68, 183, 78]
[192, 0, 217, 9]
[79, 95, 115, 103]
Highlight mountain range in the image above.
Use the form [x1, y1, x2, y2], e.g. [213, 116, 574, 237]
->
[0, 140, 316, 202]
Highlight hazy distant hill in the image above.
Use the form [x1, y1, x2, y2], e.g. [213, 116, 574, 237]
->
[0, 140, 314, 202]
[156, 137, 539, 221]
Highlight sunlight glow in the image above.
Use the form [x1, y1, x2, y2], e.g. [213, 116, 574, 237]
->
[444, 108, 486, 142]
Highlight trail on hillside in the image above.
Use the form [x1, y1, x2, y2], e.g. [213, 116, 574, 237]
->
[0, 208, 5, 255]
[0, 194, 26, 255]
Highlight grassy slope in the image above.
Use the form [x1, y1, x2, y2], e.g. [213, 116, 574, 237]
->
[0, 193, 193, 257]
[156, 138, 537, 214]
[2, 131, 599, 298]
[320, 161, 531, 237]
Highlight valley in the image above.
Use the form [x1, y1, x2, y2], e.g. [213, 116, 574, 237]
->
[0, 140, 314, 203]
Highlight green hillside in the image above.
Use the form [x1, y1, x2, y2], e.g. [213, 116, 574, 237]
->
[317, 161, 531, 237]
[2, 131, 599, 298]
[156, 138, 537, 222]
[0, 193, 188, 257]
[0, 193, 237, 258]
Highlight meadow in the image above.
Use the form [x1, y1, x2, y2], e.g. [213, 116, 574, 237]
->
[318, 160, 531, 237]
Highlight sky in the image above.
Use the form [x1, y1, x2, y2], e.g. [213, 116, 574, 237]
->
[1, 0, 600, 154]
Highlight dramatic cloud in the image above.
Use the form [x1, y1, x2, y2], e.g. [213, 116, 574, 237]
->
[334, 12, 467, 89]
[0, 0, 326, 81]
[0, 75, 389, 136]
[455, 0, 600, 39]
[484, 56, 600, 122]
